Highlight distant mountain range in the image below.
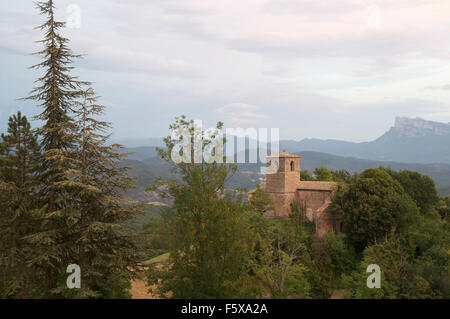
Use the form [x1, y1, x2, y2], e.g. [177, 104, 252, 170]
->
[120, 117, 450, 164]
[280, 117, 450, 164]
[119, 117, 450, 200]
[112, 137, 165, 148]
[122, 150, 450, 201]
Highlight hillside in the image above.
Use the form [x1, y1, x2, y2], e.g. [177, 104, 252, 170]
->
[123, 146, 158, 161]
[122, 150, 450, 201]
[120, 117, 450, 165]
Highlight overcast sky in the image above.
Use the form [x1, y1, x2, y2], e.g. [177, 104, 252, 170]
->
[1, 0, 450, 142]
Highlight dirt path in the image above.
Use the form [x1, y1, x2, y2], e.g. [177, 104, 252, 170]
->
[130, 277, 158, 299]
[330, 289, 345, 299]
[131, 278, 345, 299]
[130, 255, 168, 299]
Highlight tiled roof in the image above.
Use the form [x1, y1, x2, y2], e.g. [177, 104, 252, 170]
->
[315, 202, 331, 214]
[297, 181, 339, 191]
[267, 151, 301, 158]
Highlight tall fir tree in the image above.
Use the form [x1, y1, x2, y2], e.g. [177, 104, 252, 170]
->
[21, 1, 140, 298]
[25, 0, 86, 208]
[22, 0, 88, 297]
[0, 112, 44, 298]
[67, 88, 139, 298]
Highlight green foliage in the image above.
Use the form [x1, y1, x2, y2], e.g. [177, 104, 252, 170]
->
[386, 168, 439, 214]
[303, 167, 351, 182]
[402, 213, 450, 297]
[24, 0, 87, 211]
[313, 166, 333, 181]
[331, 169, 352, 183]
[300, 170, 314, 181]
[437, 196, 450, 220]
[0, 112, 41, 185]
[142, 159, 449, 299]
[311, 232, 356, 282]
[304, 232, 356, 298]
[138, 217, 169, 261]
[20, 0, 89, 297]
[0, 112, 44, 298]
[0, 1, 139, 298]
[344, 212, 449, 299]
[249, 204, 355, 299]
[333, 168, 420, 252]
[61, 87, 140, 298]
[147, 117, 256, 298]
[345, 238, 413, 299]
[251, 210, 311, 298]
[249, 185, 274, 215]
[92, 272, 133, 299]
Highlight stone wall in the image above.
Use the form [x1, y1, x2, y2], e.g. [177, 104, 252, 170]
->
[266, 191, 297, 217]
[296, 189, 334, 217]
[314, 203, 343, 237]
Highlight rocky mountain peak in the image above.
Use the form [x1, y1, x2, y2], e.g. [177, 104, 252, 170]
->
[394, 117, 450, 137]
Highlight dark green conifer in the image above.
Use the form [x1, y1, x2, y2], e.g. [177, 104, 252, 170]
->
[22, 0, 88, 297]
[0, 112, 43, 298]
[68, 88, 139, 298]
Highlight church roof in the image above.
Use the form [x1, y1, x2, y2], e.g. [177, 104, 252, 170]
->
[297, 181, 339, 191]
[315, 202, 332, 214]
[267, 150, 301, 158]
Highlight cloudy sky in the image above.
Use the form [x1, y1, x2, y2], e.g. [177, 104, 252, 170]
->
[1, 0, 450, 142]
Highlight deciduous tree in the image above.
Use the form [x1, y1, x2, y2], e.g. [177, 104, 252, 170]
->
[333, 168, 419, 252]
[147, 116, 256, 298]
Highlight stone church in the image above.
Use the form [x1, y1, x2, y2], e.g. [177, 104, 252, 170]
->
[249, 151, 344, 236]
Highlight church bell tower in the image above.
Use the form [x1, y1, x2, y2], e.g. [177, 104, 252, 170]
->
[264, 151, 301, 217]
